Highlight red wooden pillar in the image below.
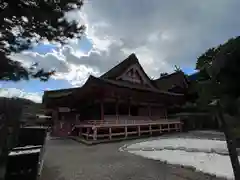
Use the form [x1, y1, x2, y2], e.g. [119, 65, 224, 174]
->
[100, 99, 104, 121]
[148, 105, 151, 117]
[116, 97, 119, 121]
[52, 109, 58, 135]
[164, 108, 167, 119]
[128, 98, 131, 116]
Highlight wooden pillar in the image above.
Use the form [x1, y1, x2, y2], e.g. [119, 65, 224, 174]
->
[149, 124, 152, 135]
[167, 124, 170, 132]
[164, 108, 167, 119]
[86, 128, 90, 140]
[76, 114, 80, 123]
[52, 110, 58, 134]
[116, 97, 119, 121]
[148, 105, 151, 117]
[93, 127, 97, 141]
[109, 127, 112, 140]
[179, 123, 182, 132]
[128, 98, 131, 117]
[138, 125, 141, 136]
[100, 99, 104, 121]
[125, 126, 128, 138]
[78, 127, 82, 136]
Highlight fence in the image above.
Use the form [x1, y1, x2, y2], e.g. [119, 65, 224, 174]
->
[5, 127, 48, 180]
[171, 112, 220, 131]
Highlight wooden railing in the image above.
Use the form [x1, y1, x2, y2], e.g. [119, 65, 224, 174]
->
[74, 117, 182, 142]
[78, 116, 180, 126]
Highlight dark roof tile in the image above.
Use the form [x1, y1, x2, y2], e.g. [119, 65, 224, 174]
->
[100, 53, 138, 79]
[153, 72, 188, 91]
[88, 75, 183, 96]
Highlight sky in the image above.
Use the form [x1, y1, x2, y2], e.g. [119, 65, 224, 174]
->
[1, 0, 240, 103]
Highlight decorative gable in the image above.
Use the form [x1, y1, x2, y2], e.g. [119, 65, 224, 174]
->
[100, 53, 155, 88]
[116, 64, 152, 87]
[123, 67, 142, 83]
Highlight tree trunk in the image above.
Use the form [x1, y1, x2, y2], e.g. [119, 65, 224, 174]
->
[216, 102, 240, 180]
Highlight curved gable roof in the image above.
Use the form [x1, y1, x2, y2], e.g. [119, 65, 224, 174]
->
[152, 71, 188, 91]
[100, 53, 153, 83]
[85, 75, 183, 96]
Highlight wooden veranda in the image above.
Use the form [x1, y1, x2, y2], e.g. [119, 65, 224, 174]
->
[74, 117, 182, 141]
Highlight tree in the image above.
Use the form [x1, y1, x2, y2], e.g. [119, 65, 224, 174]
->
[0, 0, 85, 81]
[196, 47, 220, 70]
[174, 65, 182, 72]
[0, 1, 85, 179]
[160, 72, 168, 77]
[196, 36, 240, 179]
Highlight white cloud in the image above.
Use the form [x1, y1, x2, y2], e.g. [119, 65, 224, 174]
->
[9, 41, 100, 87]
[0, 88, 42, 103]
[59, 0, 240, 79]
[54, 64, 100, 87]
[8, 0, 240, 87]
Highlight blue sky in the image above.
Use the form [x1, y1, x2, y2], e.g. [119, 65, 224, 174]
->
[1, 79, 72, 92]
[2, 36, 196, 95]
[1, 0, 240, 103]
[1, 42, 85, 93]
[1, 37, 196, 100]
[2, 39, 196, 88]
[30, 36, 93, 54]
[181, 68, 197, 75]
[1, 35, 97, 102]
[31, 44, 58, 54]
[0, 36, 94, 95]
[1, 37, 196, 101]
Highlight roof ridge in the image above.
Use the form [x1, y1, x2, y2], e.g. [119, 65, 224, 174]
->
[155, 71, 185, 81]
[44, 86, 80, 93]
[100, 53, 139, 79]
[92, 76, 184, 96]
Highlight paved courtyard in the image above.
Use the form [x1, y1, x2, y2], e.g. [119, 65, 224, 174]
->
[40, 135, 226, 180]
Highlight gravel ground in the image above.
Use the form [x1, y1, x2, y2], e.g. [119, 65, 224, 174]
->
[40, 133, 226, 180]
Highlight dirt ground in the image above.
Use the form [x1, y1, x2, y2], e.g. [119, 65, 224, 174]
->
[40, 134, 226, 180]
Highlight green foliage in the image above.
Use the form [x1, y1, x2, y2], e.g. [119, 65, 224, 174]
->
[0, 0, 85, 81]
[160, 72, 168, 77]
[196, 37, 240, 179]
[196, 47, 220, 70]
[195, 36, 240, 115]
[174, 65, 182, 72]
[214, 37, 240, 97]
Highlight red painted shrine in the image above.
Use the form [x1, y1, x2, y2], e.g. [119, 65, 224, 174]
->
[43, 53, 187, 142]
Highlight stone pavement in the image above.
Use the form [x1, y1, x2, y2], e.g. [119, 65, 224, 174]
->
[40, 135, 226, 180]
